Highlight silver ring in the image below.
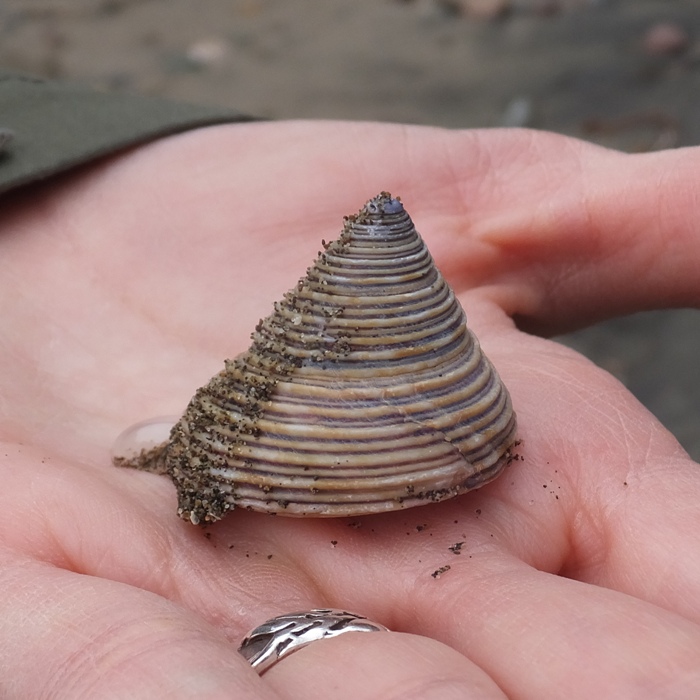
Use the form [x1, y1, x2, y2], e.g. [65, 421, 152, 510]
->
[238, 608, 389, 675]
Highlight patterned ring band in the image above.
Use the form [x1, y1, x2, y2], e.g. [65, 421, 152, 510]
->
[237, 608, 390, 675]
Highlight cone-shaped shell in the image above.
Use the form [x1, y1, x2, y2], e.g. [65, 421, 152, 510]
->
[160, 193, 517, 524]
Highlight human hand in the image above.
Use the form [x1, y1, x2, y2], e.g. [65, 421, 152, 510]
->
[1, 121, 699, 698]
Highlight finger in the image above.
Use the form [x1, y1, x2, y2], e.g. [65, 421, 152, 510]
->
[0, 444, 319, 634]
[264, 630, 505, 700]
[438, 134, 700, 335]
[252, 510, 700, 699]
[406, 554, 700, 700]
[290, 528, 700, 700]
[0, 552, 276, 700]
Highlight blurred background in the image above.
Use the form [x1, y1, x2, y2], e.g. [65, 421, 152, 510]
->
[2, 0, 698, 457]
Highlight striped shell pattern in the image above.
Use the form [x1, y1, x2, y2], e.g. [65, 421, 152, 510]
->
[131, 193, 517, 524]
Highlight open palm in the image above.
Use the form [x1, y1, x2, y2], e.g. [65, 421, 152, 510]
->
[1, 121, 699, 699]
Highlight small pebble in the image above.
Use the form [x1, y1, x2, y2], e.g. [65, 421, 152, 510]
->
[461, 0, 510, 19]
[642, 21, 689, 57]
[530, 0, 560, 15]
[500, 96, 534, 127]
[185, 38, 229, 67]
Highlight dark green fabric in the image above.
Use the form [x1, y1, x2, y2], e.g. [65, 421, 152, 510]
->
[0, 73, 255, 195]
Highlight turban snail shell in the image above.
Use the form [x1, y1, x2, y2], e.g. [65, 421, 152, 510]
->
[115, 193, 517, 524]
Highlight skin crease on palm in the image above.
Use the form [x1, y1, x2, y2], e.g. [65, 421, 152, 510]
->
[0, 120, 699, 699]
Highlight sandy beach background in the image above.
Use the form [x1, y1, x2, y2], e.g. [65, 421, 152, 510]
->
[2, 0, 698, 457]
